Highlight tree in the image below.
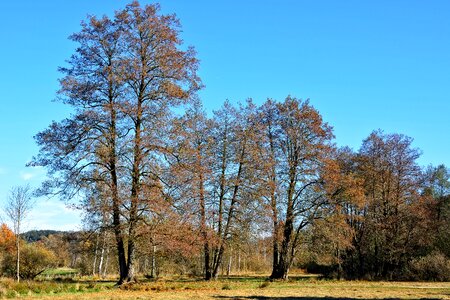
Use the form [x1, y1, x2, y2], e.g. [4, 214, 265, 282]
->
[167, 100, 259, 280]
[31, 8, 128, 281]
[5, 185, 34, 282]
[424, 165, 450, 257]
[210, 101, 261, 279]
[166, 101, 214, 279]
[40, 233, 72, 268]
[116, 2, 201, 282]
[0, 224, 15, 274]
[351, 130, 425, 279]
[255, 97, 334, 280]
[305, 147, 365, 279]
[0, 224, 15, 252]
[30, 1, 201, 284]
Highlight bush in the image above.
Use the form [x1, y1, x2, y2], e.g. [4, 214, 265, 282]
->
[2, 243, 57, 279]
[305, 261, 337, 278]
[406, 252, 450, 281]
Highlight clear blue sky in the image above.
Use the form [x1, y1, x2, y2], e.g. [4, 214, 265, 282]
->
[0, 0, 449, 230]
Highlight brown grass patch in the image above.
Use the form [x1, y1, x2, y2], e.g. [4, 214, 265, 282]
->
[7, 279, 449, 300]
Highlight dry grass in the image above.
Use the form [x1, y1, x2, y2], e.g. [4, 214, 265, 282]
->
[1, 276, 448, 300]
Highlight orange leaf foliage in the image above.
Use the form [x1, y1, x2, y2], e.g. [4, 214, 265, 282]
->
[0, 223, 16, 253]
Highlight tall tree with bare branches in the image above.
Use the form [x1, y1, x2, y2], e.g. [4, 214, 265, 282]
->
[255, 97, 334, 280]
[5, 185, 34, 282]
[30, 1, 201, 284]
[116, 2, 201, 281]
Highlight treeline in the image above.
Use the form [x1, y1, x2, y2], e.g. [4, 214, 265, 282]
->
[301, 138, 450, 281]
[28, 1, 449, 283]
[0, 226, 117, 278]
[21, 230, 62, 243]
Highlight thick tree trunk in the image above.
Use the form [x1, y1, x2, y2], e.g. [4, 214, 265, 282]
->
[270, 193, 280, 278]
[270, 219, 293, 280]
[127, 175, 139, 282]
[125, 77, 145, 281]
[199, 168, 212, 280]
[109, 105, 128, 284]
[268, 124, 281, 279]
[271, 167, 296, 280]
[127, 90, 143, 282]
[126, 239, 136, 282]
[113, 199, 127, 283]
[270, 227, 280, 278]
[204, 247, 212, 280]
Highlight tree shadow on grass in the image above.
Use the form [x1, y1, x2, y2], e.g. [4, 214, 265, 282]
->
[222, 275, 318, 281]
[213, 297, 440, 300]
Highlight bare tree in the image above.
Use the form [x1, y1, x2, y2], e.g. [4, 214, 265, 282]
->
[5, 185, 34, 282]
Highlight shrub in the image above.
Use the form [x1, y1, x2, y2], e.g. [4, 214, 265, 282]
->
[2, 243, 57, 279]
[305, 261, 337, 278]
[406, 251, 450, 281]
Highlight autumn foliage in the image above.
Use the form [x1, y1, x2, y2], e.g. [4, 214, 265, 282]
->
[24, 0, 450, 283]
[0, 224, 15, 253]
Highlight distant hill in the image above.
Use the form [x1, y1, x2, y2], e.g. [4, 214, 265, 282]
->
[21, 230, 67, 242]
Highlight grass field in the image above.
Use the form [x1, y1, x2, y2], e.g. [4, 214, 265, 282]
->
[0, 275, 449, 299]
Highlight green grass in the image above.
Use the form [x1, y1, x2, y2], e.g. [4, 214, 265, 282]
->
[0, 278, 109, 298]
[40, 268, 79, 277]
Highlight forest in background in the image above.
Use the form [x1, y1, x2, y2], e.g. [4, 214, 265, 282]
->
[0, 1, 449, 284]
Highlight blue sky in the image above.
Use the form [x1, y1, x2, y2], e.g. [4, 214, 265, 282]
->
[0, 0, 449, 231]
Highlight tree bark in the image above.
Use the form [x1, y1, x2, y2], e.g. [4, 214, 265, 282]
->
[16, 230, 20, 282]
[227, 248, 232, 276]
[103, 245, 110, 278]
[151, 245, 157, 278]
[211, 143, 246, 279]
[199, 170, 212, 280]
[98, 231, 106, 276]
[109, 101, 128, 284]
[92, 233, 99, 276]
[271, 156, 297, 280]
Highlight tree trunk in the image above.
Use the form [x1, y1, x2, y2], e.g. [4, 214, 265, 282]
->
[16, 233, 20, 282]
[199, 169, 212, 280]
[92, 233, 99, 276]
[271, 194, 294, 280]
[227, 248, 232, 276]
[98, 232, 106, 276]
[103, 245, 110, 278]
[270, 205, 280, 278]
[211, 143, 246, 279]
[268, 125, 280, 279]
[113, 206, 127, 283]
[109, 103, 128, 284]
[151, 245, 156, 278]
[127, 92, 143, 282]
[238, 249, 241, 273]
[270, 147, 298, 280]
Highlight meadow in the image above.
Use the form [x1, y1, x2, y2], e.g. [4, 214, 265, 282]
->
[0, 273, 448, 300]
